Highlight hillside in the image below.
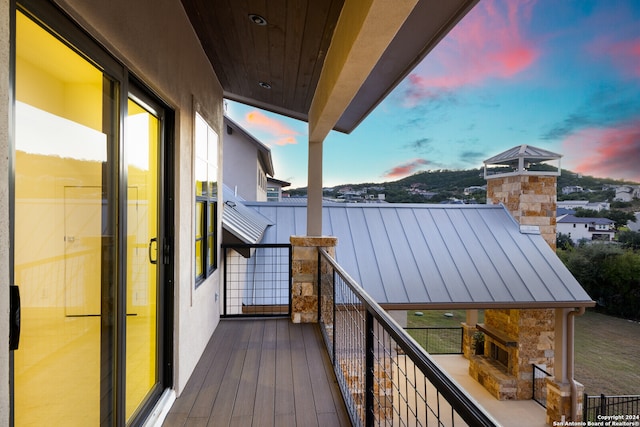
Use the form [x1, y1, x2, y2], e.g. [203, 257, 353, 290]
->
[287, 168, 639, 205]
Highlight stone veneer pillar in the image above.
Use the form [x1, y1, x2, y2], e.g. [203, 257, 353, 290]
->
[290, 236, 337, 323]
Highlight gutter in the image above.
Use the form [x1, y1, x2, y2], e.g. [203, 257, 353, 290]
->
[567, 306, 586, 421]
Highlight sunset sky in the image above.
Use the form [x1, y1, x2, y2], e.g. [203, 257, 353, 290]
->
[225, 0, 640, 189]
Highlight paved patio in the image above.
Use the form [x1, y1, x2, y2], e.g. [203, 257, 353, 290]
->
[432, 354, 548, 427]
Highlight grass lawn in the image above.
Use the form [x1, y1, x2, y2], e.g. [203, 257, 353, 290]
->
[575, 310, 640, 396]
[405, 309, 640, 396]
[406, 309, 484, 327]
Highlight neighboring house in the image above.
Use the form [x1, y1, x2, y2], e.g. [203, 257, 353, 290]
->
[464, 185, 486, 195]
[557, 207, 576, 217]
[223, 115, 275, 202]
[629, 213, 640, 232]
[223, 116, 290, 202]
[266, 177, 291, 202]
[561, 185, 583, 195]
[557, 200, 610, 212]
[557, 215, 616, 243]
[615, 185, 640, 202]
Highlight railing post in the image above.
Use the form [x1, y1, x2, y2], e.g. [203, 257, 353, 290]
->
[583, 393, 588, 422]
[222, 246, 227, 316]
[600, 394, 606, 417]
[317, 250, 322, 323]
[365, 310, 374, 427]
[332, 268, 336, 364]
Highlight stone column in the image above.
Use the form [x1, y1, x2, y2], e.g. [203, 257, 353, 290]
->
[546, 378, 584, 425]
[290, 236, 337, 323]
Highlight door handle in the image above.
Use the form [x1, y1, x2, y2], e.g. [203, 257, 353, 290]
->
[148, 237, 158, 265]
[10, 285, 21, 350]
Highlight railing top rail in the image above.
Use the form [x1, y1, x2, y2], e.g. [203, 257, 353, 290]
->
[223, 243, 292, 249]
[319, 248, 498, 427]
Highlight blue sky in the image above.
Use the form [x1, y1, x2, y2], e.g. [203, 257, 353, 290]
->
[225, 0, 640, 189]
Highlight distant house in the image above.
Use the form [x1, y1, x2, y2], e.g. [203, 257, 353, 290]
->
[266, 177, 291, 202]
[561, 185, 583, 195]
[614, 185, 640, 202]
[557, 200, 610, 212]
[557, 214, 616, 243]
[463, 185, 486, 195]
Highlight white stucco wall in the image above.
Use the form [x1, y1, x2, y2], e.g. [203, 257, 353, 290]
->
[223, 127, 259, 201]
[47, 0, 225, 395]
[1, 0, 10, 423]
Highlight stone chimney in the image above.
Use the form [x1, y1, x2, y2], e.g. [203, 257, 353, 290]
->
[468, 145, 563, 401]
[484, 144, 561, 250]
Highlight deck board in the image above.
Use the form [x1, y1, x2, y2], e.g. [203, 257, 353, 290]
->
[163, 319, 351, 427]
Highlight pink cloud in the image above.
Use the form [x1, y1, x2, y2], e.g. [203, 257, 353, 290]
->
[589, 37, 640, 79]
[245, 110, 300, 146]
[383, 159, 429, 179]
[404, 0, 539, 105]
[562, 120, 640, 183]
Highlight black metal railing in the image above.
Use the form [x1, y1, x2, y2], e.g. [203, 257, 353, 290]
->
[583, 394, 640, 422]
[532, 364, 552, 408]
[222, 244, 291, 317]
[318, 249, 497, 427]
[405, 327, 463, 355]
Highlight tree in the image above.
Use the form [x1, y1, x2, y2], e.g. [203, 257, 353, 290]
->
[558, 243, 640, 320]
[618, 230, 640, 250]
[556, 232, 574, 250]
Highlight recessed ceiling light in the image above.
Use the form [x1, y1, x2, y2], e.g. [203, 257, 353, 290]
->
[258, 81, 272, 89]
[248, 14, 267, 26]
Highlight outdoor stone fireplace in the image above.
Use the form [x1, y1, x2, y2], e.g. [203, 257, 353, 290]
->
[468, 308, 555, 400]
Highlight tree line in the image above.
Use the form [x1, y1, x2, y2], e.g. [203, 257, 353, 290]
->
[557, 236, 640, 320]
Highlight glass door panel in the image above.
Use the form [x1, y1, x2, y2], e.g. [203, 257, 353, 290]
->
[125, 99, 159, 421]
[14, 11, 114, 426]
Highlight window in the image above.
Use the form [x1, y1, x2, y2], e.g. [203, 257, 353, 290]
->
[195, 112, 219, 286]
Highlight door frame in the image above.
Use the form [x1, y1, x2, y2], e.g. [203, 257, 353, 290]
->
[9, 1, 174, 425]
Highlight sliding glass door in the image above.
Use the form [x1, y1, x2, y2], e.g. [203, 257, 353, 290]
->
[13, 5, 171, 426]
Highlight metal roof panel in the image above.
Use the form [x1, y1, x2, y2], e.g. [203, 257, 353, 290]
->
[243, 202, 594, 308]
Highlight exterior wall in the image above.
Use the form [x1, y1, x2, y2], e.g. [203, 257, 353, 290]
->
[1, 0, 10, 423]
[557, 221, 614, 243]
[223, 127, 260, 201]
[487, 174, 557, 249]
[50, 0, 225, 395]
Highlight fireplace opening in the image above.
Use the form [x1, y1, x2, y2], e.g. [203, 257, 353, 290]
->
[490, 342, 509, 369]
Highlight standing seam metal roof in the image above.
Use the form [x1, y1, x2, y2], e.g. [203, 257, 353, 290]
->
[243, 202, 594, 308]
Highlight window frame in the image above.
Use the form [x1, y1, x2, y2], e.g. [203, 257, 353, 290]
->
[194, 111, 219, 287]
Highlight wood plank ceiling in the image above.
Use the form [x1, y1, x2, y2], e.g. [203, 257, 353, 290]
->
[180, 0, 479, 134]
[180, 0, 344, 123]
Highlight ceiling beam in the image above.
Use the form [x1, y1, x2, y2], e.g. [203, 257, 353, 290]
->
[308, 0, 418, 142]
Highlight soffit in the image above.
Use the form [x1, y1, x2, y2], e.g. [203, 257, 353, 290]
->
[180, 0, 478, 133]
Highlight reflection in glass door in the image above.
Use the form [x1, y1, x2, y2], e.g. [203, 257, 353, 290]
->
[14, 10, 114, 426]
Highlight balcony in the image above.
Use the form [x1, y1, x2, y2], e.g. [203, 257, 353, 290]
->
[164, 319, 350, 426]
[163, 245, 520, 426]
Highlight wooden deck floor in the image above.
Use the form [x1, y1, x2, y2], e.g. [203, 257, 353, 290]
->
[163, 319, 351, 427]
